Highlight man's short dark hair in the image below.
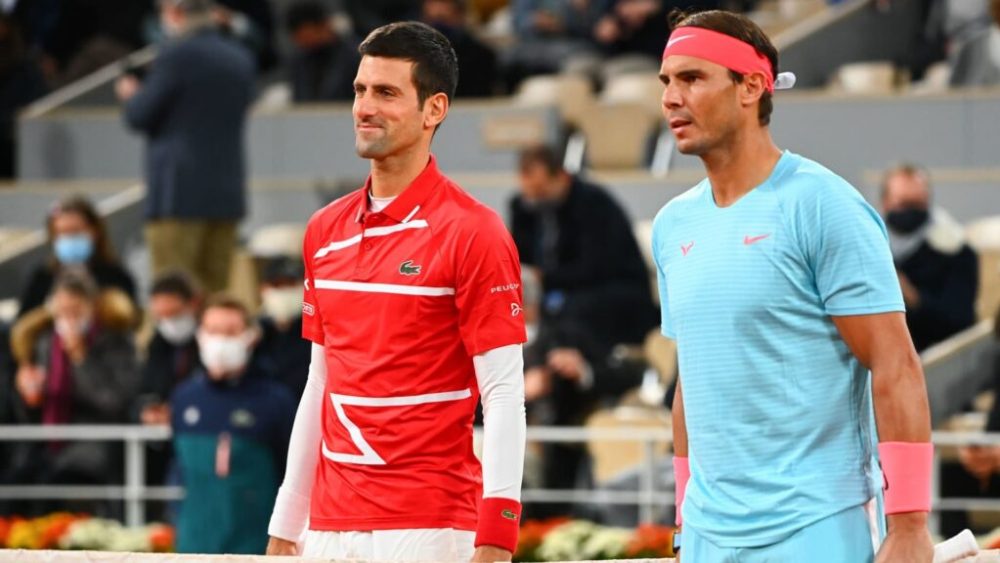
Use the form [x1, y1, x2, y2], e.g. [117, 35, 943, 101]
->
[358, 21, 458, 106]
[670, 10, 779, 126]
[285, 1, 327, 33]
[519, 144, 563, 176]
[52, 270, 99, 301]
[201, 293, 253, 328]
[150, 270, 199, 302]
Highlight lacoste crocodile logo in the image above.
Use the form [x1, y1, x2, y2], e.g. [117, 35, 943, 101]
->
[399, 260, 422, 276]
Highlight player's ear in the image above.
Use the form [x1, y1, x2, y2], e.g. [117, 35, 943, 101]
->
[740, 72, 767, 109]
[423, 92, 449, 130]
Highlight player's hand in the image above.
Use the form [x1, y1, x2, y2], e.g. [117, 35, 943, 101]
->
[471, 545, 512, 562]
[875, 513, 932, 563]
[265, 536, 299, 556]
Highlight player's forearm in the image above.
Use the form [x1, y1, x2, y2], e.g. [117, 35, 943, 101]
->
[871, 348, 931, 443]
[268, 343, 326, 542]
[672, 377, 688, 457]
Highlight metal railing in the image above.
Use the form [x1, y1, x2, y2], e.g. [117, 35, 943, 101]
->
[2, 425, 1000, 535]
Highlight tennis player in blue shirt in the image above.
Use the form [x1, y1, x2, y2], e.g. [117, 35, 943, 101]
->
[653, 10, 934, 562]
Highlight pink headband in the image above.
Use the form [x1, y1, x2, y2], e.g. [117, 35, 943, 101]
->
[663, 26, 791, 93]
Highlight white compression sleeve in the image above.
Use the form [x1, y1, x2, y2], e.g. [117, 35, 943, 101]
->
[267, 343, 326, 542]
[474, 344, 527, 500]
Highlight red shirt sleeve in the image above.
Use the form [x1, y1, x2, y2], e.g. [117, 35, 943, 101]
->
[454, 210, 527, 356]
[301, 217, 324, 345]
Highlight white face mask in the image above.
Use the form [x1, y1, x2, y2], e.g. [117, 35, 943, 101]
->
[198, 332, 252, 378]
[158, 313, 197, 345]
[261, 287, 303, 325]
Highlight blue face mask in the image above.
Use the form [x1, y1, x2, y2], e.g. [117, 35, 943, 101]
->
[53, 235, 94, 265]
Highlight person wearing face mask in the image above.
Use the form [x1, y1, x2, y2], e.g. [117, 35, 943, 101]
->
[881, 163, 979, 352]
[136, 271, 203, 426]
[116, 0, 255, 294]
[5, 271, 139, 513]
[284, 1, 360, 103]
[254, 257, 311, 399]
[17, 195, 137, 321]
[169, 294, 295, 554]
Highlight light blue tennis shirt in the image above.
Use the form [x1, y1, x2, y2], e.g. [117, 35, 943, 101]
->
[652, 151, 904, 547]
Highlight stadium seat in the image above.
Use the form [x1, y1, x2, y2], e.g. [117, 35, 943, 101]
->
[585, 406, 671, 484]
[601, 73, 664, 122]
[246, 223, 306, 259]
[830, 61, 901, 94]
[514, 74, 595, 128]
[965, 216, 1000, 320]
[577, 101, 660, 170]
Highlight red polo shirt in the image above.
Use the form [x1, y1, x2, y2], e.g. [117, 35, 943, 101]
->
[301, 155, 526, 532]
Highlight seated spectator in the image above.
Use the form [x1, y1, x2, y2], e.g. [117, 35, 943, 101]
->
[254, 257, 311, 399]
[422, 0, 499, 97]
[171, 294, 294, 555]
[5, 271, 139, 514]
[521, 267, 645, 518]
[503, 0, 606, 87]
[136, 270, 202, 426]
[509, 145, 656, 349]
[881, 163, 978, 351]
[343, 0, 419, 37]
[284, 1, 359, 102]
[593, 0, 668, 59]
[950, 0, 1000, 87]
[17, 195, 137, 320]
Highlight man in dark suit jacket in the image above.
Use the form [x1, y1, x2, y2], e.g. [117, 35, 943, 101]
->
[116, 0, 255, 293]
[510, 145, 657, 349]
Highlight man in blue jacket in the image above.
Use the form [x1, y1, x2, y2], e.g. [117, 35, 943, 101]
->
[117, 0, 255, 293]
[171, 294, 295, 554]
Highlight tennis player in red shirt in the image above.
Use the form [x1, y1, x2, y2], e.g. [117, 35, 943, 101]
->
[265, 21, 527, 562]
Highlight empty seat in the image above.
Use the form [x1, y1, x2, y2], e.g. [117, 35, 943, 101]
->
[514, 73, 595, 127]
[602, 73, 664, 120]
[576, 101, 660, 170]
[966, 216, 1000, 320]
[830, 61, 900, 94]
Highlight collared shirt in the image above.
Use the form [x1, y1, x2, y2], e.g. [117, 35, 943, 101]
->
[301, 155, 526, 531]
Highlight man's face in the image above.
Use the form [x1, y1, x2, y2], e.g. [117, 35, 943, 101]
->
[660, 55, 746, 156]
[353, 56, 442, 160]
[50, 289, 93, 330]
[200, 306, 247, 338]
[150, 292, 193, 322]
[882, 172, 930, 214]
[518, 162, 557, 203]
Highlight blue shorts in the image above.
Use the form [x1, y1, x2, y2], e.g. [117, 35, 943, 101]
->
[681, 504, 878, 563]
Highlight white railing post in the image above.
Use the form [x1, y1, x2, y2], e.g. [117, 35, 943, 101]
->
[930, 447, 941, 537]
[124, 430, 145, 527]
[639, 439, 656, 524]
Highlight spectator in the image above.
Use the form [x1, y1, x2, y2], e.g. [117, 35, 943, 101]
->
[422, 0, 500, 97]
[504, 0, 607, 87]
[950, 0, 1000, 87]
[253, 257, 310, 398]
[284, 1, 360, 102]
[5, 271, 139, 513]
[881, 163, 978, 351]
[214, 0, 279, 72]
[170, 294, 294, 554]
[509, 145, 656, 349]
[136, 270, 202, 426]
[592, 0, 668, 60]
[17, 195, 137, 320]
[117, 0, 255, 294]
[521, 268, 645, 518]
[0, 14, 48, 178]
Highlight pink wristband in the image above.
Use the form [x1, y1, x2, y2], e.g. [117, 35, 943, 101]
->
[879, 441, 933, 514]
[673, 456, 690, 526]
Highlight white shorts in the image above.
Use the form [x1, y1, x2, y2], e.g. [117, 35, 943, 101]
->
[302, 528, 476, 562]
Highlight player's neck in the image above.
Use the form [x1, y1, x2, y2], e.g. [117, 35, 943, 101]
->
[369, 147, 432, 199]
[703, 128, 782, 208]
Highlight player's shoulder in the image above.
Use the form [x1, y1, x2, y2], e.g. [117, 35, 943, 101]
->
[434, 176, 508, 234]
[653, 180, 708, 232]
[777, 152, 863, 207]
[305, 188, 365, 233]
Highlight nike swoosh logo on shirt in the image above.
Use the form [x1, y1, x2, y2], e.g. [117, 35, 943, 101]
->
[744, 234, 771, 245]
[666, 35, 694, 49]
[681, 241, 694, 256]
